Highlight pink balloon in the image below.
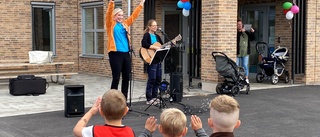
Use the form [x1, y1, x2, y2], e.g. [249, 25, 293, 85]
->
[291, 5, 299, 14]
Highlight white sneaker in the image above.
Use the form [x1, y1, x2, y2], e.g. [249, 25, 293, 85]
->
[246, 79, 249, 84]
[146, 100, 158, 105]
[152, 98, 160, 103]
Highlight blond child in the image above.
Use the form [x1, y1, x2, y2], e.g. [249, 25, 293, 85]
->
[158, 108, 188, 137]
[73, 89, 158, 137]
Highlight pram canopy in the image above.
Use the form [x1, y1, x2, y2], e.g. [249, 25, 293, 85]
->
[212, 52, 241, 82]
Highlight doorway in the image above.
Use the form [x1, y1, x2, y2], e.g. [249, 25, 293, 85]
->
[163, 10, 183, 75]
[240, 5, 275, 73]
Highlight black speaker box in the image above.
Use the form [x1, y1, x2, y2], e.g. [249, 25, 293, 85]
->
[170, 73, 183, 102]
[165, 47, 180, 73]
[64, 85, 85, 117]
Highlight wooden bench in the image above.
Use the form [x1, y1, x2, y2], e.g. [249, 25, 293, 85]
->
[0, 61, 77, 85]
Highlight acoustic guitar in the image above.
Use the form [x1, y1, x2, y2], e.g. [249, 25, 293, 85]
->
[139, 34, 182, 64]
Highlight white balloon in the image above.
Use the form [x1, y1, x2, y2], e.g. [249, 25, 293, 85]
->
[182, 9, 189, 17]
[286, 11, 294, 20]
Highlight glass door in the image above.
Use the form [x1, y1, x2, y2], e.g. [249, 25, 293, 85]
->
[241, 5, 275, 73]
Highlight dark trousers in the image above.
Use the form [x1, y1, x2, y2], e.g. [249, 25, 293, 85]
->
[108, 52, 131, 100]
[146, 63, 162, 101]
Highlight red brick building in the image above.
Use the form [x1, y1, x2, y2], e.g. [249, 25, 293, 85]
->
[0, 0, 318, 92]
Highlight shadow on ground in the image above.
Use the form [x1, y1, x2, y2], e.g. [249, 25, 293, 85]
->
[0, 85, 320, 137]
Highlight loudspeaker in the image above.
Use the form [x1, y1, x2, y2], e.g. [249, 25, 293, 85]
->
[170, 73, 183, 102]
[64, 85, 84, 117]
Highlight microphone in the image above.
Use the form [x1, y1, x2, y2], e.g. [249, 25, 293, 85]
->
[158, 28, 167, 35]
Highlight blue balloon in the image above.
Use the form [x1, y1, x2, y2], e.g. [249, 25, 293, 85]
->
[177, 1, 184, 9]
[184, 2, 191, 10]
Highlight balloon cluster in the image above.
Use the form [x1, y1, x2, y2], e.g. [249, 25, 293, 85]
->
[177, 0, 191, 17]
[283, 2, 299, 20]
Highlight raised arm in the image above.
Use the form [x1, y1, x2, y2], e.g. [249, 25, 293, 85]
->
[191, 115, 209, 137]
[123, 0, 145, 26]
[73, 97, 102, 137]
[105, 0, 115, 29]
[138, 116, 158, 137]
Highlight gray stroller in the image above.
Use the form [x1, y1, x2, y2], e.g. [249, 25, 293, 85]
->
[212, 52, 249, 96]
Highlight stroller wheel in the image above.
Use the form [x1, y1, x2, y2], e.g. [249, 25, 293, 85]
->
[284, 71, 290, 83]
[271, 74, 279, 85]
[216, 83, 222, 94]
[198, 82, 202, 88]
[231, 86, 240, 96]
[245, 83, 250, 94]
[256, 72, 264, 83]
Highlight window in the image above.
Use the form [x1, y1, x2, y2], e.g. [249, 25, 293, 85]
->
[81, 2, 105, 56]
[31, 2, 56, 54]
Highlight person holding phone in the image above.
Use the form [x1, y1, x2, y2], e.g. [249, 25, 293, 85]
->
[236, 19, 255, 83]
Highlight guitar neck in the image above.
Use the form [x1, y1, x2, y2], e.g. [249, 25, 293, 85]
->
[161, 41, 172, 49]
[159, 34, 181, 49]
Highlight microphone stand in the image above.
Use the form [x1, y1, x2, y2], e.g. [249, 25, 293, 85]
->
[158, 29, 186, 109]
[159, 30, 176, 48]
[127, 43, 149, 116]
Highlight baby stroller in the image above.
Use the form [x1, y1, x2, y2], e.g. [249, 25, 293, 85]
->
[255, 42, 290, 84]
[212, 52, 249, 96]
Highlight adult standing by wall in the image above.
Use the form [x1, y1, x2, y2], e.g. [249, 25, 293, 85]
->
[141, 19, 163, 105]
[236, 19, 255, 83]
[106, 0, 145, 100]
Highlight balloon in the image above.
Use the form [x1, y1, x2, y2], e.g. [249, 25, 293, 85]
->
[286, 11, 294, 20]
[177, 1, 184, 9]
[291, 5, 299, 14]
[283, 9, 290, 15]
[182, 9, 189, 17]
[181, 0, 188, 2]
[184, 2, 191, 10]
[283, 2, 293, 10]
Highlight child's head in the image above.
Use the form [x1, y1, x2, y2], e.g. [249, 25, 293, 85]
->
[159, 108, 188, 137]
[208, 95, 241, 132]
[100, 89, 128, 121]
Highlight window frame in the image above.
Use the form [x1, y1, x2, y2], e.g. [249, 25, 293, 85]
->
[81, 2, 105, 58]
[31, 2, 56, 55]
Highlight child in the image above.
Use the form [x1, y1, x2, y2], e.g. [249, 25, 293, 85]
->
[140, 108, 209, 137]
[158, 108, 188, 137]
[190, 95, 241, 137]
[208, 95, 241, 137]
[73, 89, 157, 137]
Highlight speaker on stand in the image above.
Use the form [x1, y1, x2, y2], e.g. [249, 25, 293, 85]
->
[64, 85, 84, 117]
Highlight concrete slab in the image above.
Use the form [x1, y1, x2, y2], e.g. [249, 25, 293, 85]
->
[0, 73, 299, 117]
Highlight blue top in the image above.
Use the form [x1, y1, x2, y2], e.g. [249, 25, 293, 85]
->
[150, 33, 157, 44]
[113, 22, 129, 52]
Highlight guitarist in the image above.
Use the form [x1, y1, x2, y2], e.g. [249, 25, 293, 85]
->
[141, 19, 163, 105]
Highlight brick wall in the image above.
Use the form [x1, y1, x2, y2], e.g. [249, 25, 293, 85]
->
[274, 0, 294, 83]
[0, 0, 79, 72]
[305, 0, 320, 84]
[2, 0, 320, 85]
[201, 0, 238, 84]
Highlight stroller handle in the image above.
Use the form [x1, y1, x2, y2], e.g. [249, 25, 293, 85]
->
[212, 51, 231, 62]
[212, 51, 227, 57]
